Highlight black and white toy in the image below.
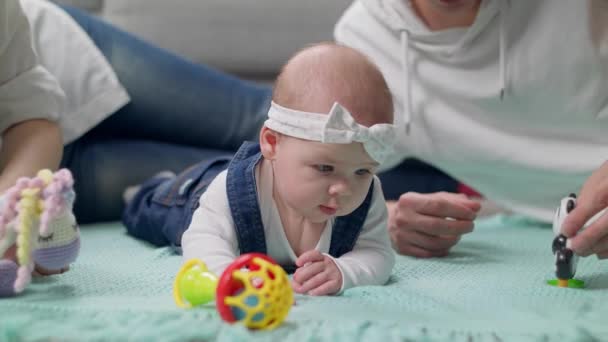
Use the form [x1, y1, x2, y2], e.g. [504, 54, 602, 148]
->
[550, 193, 604, 288]
[551, 194, 579, 287]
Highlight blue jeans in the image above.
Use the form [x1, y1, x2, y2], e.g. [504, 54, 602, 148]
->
[58, 6, 458, 223]
[59, 6, 272, 223]
[123, 156, 231, 251]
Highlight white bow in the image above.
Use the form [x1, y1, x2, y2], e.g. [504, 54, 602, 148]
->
[265, 102, 396, 164]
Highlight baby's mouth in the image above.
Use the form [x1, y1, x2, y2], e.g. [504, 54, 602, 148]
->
[319, 205, 337, 215]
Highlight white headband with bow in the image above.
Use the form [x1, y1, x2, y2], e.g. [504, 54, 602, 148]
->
[264, 101, 396, 164]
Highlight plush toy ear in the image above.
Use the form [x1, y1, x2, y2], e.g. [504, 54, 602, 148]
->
[566, 193, 576, 213]
[259, 126, 281, 160]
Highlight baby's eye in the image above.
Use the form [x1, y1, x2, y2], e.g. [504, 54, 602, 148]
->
[315, 165, 334, 173]
[355, 169, 371, 176]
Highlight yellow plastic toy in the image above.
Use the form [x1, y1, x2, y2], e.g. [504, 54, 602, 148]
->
[173, 259, 218, 308]
[173, 253, 293, 330]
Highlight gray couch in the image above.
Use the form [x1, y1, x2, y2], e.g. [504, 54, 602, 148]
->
[53, 0, 353, 78]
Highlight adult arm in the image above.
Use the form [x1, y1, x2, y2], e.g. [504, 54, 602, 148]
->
[0, 0, 65, 191]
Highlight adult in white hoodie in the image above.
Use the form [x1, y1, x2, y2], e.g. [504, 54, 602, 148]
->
[335, 0, 608, 259]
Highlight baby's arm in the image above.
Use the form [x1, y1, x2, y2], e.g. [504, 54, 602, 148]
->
[328, 177, 395, 292]
[181, 171, 240, 277]
[293, 177, 395, 295]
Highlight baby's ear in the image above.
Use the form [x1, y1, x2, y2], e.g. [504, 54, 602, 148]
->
[259, 126, 280, 159]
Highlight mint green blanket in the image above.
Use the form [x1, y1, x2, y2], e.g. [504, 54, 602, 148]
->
[1, 216, 607, 341]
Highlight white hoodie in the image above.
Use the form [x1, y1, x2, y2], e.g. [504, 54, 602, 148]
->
[335, 0, 608, 221]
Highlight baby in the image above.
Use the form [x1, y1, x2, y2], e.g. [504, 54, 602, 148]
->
[123, 42, 396, 295]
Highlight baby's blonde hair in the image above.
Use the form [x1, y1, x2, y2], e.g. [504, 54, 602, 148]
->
[272, 42, 393, 127]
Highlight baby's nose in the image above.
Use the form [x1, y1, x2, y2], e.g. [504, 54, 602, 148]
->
[328, 179, 352, 196]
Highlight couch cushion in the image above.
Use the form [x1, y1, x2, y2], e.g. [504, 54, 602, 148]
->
[100, 0, 352, 75]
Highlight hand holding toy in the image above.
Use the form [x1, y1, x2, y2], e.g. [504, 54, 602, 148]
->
[549, 193, 605, 288]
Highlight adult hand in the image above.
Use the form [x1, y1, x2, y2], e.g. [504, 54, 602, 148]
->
[562, 161, 608, 258]
[292, 250, 342, 296]
[388, 192, 480, 258]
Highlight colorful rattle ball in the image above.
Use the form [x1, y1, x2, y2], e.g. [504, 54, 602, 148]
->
[216, 253, 294, 330]
[173, 259, 219, 308]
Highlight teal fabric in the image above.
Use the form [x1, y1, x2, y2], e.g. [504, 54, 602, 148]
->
[1, 215, 607, 341]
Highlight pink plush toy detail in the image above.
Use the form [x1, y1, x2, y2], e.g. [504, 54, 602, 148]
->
[0, 169, 80, 297]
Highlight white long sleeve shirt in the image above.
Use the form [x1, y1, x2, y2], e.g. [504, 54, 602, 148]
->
[0, 0, 65, 135]
[182, 158, 395, 292]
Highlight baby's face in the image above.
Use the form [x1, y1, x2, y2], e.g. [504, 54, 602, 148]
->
[271, 137, 378, 223]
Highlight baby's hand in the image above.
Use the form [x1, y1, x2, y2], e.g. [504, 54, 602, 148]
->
[292, 250, 342, 296]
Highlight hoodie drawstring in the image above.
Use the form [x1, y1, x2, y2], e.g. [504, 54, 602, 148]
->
[400, 0, 509, 134]
[499, 0, 508, 101]
[400, 30, 412, 133]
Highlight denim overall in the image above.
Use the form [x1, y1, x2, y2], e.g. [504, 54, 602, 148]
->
[227, 142, 374, 272]
[123, 142, 374, 272]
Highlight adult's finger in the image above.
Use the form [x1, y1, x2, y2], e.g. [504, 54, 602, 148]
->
[438, 192, 482, 212]
[390, 234, 450, 258]
[399, 192, 479, 221]
[563, 179, 608, 237]
[596, 250, 608, 259]
[568, 212, 608, 256]
[409, 215, 475, 237]
[401, 229, 461, 251]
